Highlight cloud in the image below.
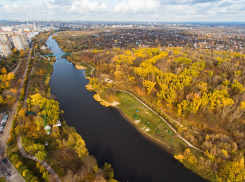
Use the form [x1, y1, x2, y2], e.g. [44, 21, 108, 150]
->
[160, 0, 221, 5]
[69, 0, 109, 14]
[0, 0, 244, 21]
[5, 4, 20, 13]
[50, 0, 74, 6]
[218, 1, 234, 7]
[0, 4, 3, 7]
[114, 0, 160, 13]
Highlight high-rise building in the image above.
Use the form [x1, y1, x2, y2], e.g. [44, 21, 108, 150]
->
[0, 41, 12, 57]
[0, 34, 9, 42]
[12, 35, 25, 50]
[19, 33, 28, 47]
[19, 28, 24, 33]
[34, 23, 37, 31]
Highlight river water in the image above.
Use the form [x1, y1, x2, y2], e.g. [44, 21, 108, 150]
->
[47, 35, 206, 182]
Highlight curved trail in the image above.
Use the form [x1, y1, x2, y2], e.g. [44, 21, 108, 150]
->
[86, 61, 204, 153]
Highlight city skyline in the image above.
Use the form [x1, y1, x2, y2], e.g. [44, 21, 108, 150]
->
[0, 0, 244, 22]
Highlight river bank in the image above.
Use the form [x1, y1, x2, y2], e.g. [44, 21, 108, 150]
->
[88, 86, 173, 152]
[84, 68, 219, 182]
[50, 34, 208, 182]
[6, 33, 119, 182]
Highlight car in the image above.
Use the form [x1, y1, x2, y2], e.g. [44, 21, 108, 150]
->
[1, 120, 6, 125]
[1, 118, 7, 123]
[0, 131, 3, 135]
[2, 158, 7, 164]
[3, 115, 8, 119]
[4, 172, 11, 178]
[1, 122, 6, 126]
[0, 126, 4, 131]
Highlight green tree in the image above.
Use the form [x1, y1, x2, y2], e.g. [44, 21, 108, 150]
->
[103, 163, 115, 180]
[42, 171, 49, 182]
[40, 166, 46, 173]
[35, 151, 47, 160]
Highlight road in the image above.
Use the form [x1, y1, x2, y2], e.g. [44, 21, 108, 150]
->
[0, 47, 32, 182]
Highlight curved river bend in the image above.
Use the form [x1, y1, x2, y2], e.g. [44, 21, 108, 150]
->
[47, 35, 206, 182]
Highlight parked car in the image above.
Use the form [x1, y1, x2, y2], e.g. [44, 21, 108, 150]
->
[3, 115, 8, 119]
[1, 118, 7, 123]
[1, 120, 7, 125]
[0, 131, 3, 135]
[4, 172, 11, 178]
[0, 126, 4, 131]
[1, 122, 6, 126]
[2, 158, 7, 164]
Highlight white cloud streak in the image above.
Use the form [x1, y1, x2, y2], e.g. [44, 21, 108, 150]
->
[0, 0, 244, 21]
[114, 0, 160, 13]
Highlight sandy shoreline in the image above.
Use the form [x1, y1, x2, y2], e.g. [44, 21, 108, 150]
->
[75, 65, 87, 70]
[110, 103, 173, 153]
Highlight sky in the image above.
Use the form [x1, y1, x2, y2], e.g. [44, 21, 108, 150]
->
[0, 0, 244, 22]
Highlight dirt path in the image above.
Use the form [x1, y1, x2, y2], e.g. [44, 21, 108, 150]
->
[84, 60, 203, 153]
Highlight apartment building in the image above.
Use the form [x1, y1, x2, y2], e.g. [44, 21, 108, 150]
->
[19, 33, 28, 47]
[12, 35, 25, 50]
[0, 34, 9, 42]
[1, 27, 13, 32]
[0, 41, 12, 57]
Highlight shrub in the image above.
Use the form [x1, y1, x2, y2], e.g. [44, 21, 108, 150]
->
[42, 171, 49, 182]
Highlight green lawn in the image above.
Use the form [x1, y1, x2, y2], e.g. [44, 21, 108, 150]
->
[101, 91, 190, 153]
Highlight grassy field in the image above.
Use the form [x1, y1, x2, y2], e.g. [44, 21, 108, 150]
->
[0, 177, 6, 182]
[101, 90, 191, 154]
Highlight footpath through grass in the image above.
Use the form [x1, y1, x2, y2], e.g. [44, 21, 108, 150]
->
[101, 91, 189, 153]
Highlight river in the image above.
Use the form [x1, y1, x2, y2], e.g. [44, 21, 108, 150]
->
[47, 35, 206, 182]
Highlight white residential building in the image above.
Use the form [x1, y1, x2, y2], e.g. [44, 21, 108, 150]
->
[19, 33, 28, 47]
[0, 42, 12, 57]
[1, 27, 13, 32]
[0, 34, 9, 42]
[12, 35, 25, 50]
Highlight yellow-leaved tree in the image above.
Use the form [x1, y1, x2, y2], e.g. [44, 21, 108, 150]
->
[143, 80, 156, 95]
[30, 93, 60, 125]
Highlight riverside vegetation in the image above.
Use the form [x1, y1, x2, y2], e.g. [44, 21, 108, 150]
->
[6, 32, 118, 182]
[53, 30, 245, 182]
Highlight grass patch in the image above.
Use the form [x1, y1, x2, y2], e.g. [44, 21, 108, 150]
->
[0, 177, 6, 182]
[101, 91, 191, 153]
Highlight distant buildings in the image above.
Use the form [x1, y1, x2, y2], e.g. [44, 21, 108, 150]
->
[1, 27, 13, 32]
